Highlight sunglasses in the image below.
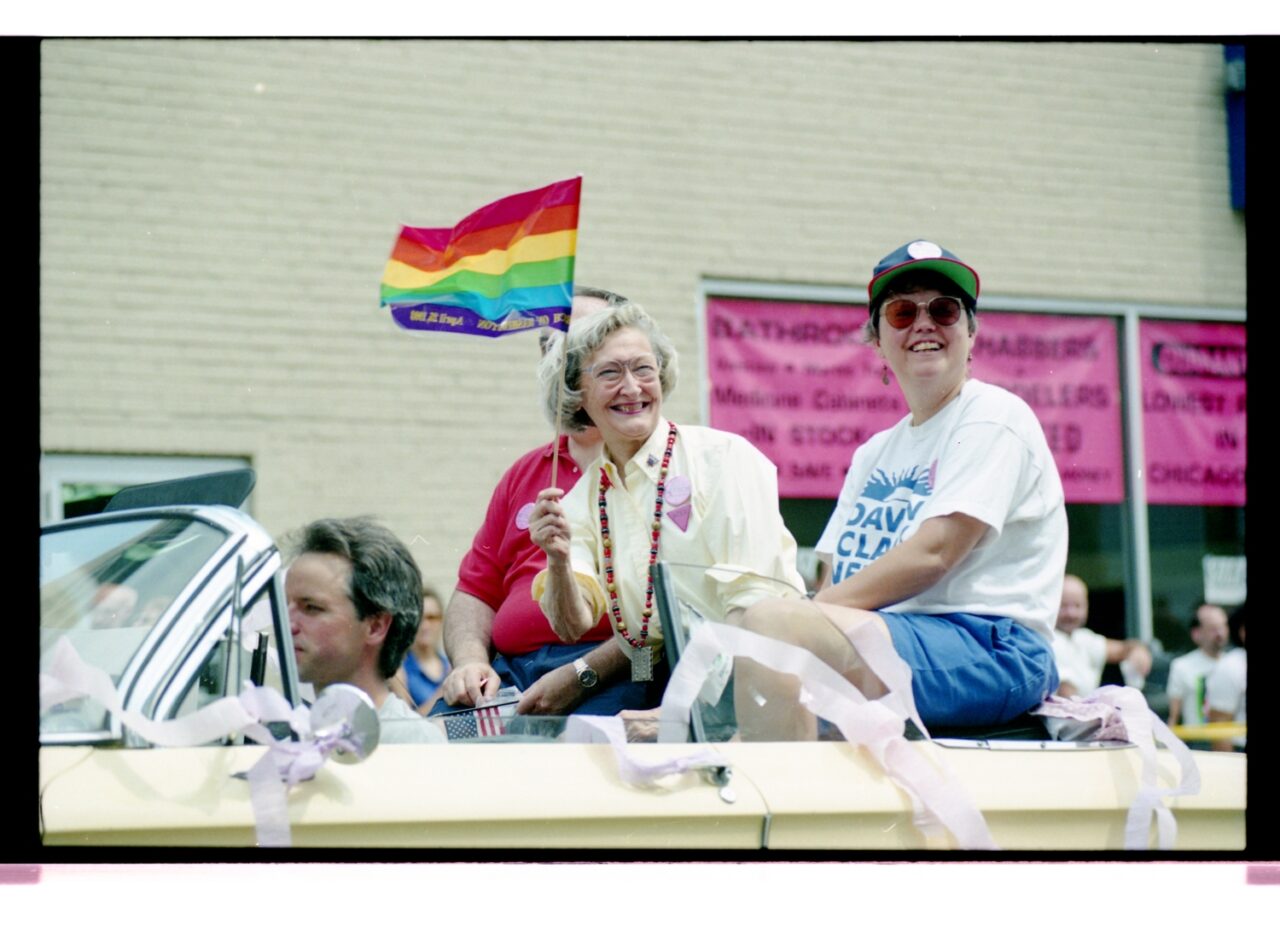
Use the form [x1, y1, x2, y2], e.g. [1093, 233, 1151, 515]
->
[881, 295, 965, 330]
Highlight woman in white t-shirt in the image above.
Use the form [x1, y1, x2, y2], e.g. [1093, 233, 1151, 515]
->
[736, 240, 1067, 734]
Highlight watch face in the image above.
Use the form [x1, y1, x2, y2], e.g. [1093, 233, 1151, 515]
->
[577, 662, 599, 687]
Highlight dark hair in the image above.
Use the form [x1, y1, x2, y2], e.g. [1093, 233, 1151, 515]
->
[863, 269, 977, 344]
[289, 517, 423, 678]
[574, 284, 630, 304]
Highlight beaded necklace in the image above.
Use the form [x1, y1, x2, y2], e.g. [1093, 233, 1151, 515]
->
[598, 421, 678, 662]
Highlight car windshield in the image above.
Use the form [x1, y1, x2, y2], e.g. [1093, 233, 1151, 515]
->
[40, 515, 229, 735]
[652, 561, 844, 743]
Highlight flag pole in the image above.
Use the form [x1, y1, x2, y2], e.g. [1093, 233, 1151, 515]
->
[549, 319, 570, 490]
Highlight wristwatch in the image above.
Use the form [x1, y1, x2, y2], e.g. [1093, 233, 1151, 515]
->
[573, 657, 599, 689]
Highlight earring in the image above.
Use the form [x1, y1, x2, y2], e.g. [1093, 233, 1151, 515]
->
[881, 365, 890, 386]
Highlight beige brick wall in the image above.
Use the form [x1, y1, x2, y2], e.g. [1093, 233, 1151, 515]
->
[40, 39, 1245, 591]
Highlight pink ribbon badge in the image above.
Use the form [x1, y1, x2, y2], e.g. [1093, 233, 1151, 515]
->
[665, 475, 692, 531]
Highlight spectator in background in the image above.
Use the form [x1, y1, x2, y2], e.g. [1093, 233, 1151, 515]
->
[1052, 573, 1152, 698]
[1206, 604, 1246, 752]
[434, 288, 644, 717]
[286, 517, 444, 743]
[391, 585, 450, 714]
[1165, 603, 1229, 730]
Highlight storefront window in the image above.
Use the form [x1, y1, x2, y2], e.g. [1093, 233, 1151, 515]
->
[1139, 319, 1246, 651]
[40, 454, 251, 524]
[703, 289, 1245, 651]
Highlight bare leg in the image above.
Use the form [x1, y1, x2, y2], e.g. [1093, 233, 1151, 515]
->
[729, 597, 892, 741]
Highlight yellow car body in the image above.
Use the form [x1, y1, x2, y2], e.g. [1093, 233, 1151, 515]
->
[39, 480, 1245, 852]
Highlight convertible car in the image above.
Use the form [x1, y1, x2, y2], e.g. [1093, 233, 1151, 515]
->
[38, 472, 1244, 850]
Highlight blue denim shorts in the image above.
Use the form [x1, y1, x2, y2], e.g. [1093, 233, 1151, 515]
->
[879, 611, 1058, 729]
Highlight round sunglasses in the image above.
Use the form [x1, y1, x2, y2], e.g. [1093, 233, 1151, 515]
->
[881, 295, 965, 330]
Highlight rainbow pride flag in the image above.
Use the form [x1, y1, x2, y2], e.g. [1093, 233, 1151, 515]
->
[380, 177, 580, 338]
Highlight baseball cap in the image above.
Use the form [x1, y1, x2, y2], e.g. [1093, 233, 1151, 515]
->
[868, 240, 980, 309]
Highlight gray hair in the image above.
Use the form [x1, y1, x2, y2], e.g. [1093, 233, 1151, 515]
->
[538, 299, 679, 432]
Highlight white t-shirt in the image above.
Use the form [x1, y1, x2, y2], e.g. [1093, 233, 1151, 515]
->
[1052, 626, 1108, 697]
[378, 691, 447, 744]
[1205, 648, 1246, 723]
[1165, 648, 1220, 726]
[816, 379, 1067, 642]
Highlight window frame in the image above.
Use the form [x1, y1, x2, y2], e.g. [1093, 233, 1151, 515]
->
[40, 453, 252, 525]
[698, 279, 1246, 642]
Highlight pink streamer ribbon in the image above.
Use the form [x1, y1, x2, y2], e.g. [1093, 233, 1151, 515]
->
[40, 635, 348, 848]
[656, 621, 998, 850]
[1034, 685, 1201, 849]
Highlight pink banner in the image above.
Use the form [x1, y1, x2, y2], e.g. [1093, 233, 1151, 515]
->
[1139, 320, 1246, 506]
[970, 313, 1125, 504]
[706, 299, 1126, 503]
[706, 299, 904, 498]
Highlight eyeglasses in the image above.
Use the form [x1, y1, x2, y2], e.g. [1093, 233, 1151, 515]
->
[586, 357, 661, 385]
[881, 295, 965, 330]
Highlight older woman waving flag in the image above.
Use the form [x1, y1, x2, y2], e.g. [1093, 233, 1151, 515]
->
[529, 298, 805, 696]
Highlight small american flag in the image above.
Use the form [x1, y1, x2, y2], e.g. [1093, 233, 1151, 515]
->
[441, 687, 520, 741]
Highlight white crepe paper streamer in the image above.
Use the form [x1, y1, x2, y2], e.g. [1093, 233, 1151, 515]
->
[657, 620, 998, 850]
[41, 636, 285, 745]
[1036, 685, 1200, 850]
[562, 714, 730, 787]
[703, 564, 930, 732]
[39, 635, 351, 848]
[659, 620, 942, 835]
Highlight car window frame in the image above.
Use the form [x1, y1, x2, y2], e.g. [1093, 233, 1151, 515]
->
[143, 545, 298, 740]
[154, 569, 298, 743]
[40, 506, 300, 747]
[40, 510, 235, 745]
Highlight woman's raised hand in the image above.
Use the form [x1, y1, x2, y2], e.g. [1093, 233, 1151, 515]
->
[530, 487, 572, 562]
